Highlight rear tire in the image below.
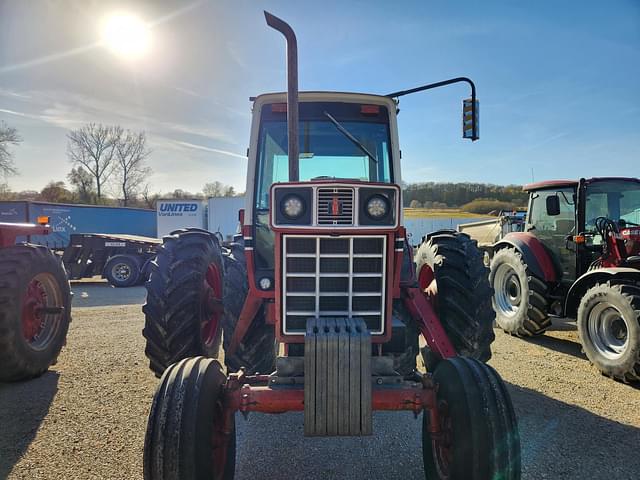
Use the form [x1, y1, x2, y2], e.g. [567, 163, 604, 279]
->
[422, 357, 521, 480]
[144, 356, 235, 480]
[104, 255, 140, 288]
[577, 281, 640, 382]
[143, 230, 225, 376]
[0, 245, 71, 382]
[220, 241, 276, 374]
[143, 230, 276, 376]
[415, 230, 495, 362]
[489, 247, 551, 336]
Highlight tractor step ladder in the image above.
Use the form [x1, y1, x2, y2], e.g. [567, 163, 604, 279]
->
[304, 317, 372, 436]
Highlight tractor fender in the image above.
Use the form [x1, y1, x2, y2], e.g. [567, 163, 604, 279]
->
[564, 267, 640, 319]
[493, 232, 558, 282]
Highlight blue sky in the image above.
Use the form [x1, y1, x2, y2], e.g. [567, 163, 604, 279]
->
[0, 0, 638, 194]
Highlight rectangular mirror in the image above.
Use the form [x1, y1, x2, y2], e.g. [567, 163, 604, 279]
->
[546, 194, 561, 216]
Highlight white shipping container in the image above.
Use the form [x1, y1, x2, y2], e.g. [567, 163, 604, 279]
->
[156, 199, 206, 238]
[208, 196, 245, 240]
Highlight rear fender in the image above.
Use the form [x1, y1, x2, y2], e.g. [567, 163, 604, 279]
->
[564, 267, 640, 319]
[494, 232, 557, 282]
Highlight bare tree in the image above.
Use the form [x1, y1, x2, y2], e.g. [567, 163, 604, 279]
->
[67, 123, 122, 200]
[141, 184, 160, 209]
[0, 121, 21, 177]
[67, 167, 96, 204]
[203, 181, 225, 197]
[203, 181, 238, 198]
[113, 130, 151, 206]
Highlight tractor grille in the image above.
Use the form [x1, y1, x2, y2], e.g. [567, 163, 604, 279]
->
[317, 187, 354, 225]
[282, 235, 386, 334]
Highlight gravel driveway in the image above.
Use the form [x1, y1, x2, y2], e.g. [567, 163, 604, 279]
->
[1, 282, 638, 479]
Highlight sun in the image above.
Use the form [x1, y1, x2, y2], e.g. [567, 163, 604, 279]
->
[101, 13, 151, 59]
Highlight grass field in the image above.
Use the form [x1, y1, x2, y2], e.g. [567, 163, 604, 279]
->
[403, 208, 491, 219]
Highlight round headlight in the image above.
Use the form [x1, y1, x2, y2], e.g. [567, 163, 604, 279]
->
[259, 277, 272, 290]
[366, 195, 388, 219]
[282, 194, 305, 219]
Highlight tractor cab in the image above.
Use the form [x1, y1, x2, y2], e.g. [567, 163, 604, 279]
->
[523, 177, 640, 284]
[245, 92, 402, 340]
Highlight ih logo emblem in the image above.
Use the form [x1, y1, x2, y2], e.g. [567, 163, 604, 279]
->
[331, 196, 342, 216]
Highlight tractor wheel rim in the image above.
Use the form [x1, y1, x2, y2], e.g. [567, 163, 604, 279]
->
[201, 262, 223, 347]
[211, 400, 230, 479]
[587, 302, 629, 360]
[21, 273, 64, 350]
[431, 400, 453, 480]
[112, 263, 131, 282]
[494, 263, 521, 317]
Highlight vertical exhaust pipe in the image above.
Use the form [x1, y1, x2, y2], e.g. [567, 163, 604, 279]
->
[264, 11, 299, 181]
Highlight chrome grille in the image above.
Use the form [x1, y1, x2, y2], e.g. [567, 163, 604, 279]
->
[317, 188, 354, 225]
[282, 235, 386, 334]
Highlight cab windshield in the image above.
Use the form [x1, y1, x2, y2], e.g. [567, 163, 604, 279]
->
[255, 101, 393, 209]
[585, 179, 640, 230]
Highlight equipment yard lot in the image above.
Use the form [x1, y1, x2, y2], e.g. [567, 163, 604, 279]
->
[1, 283, 638, 480]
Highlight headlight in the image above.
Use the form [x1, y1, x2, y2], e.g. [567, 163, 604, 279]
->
[282, 194, 305, 219]
[366, 195, 388, 219]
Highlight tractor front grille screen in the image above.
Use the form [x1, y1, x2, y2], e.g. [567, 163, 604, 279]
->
[317, 188, 355, 225]
[282, 235, 386, 335]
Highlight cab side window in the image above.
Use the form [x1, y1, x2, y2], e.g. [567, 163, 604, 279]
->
[528, 188, 575, 235]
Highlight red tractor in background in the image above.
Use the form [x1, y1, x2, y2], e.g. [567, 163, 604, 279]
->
[489, 177, 640, 381]
[0, 220, 71, 382]
[141, 12, 520, 480]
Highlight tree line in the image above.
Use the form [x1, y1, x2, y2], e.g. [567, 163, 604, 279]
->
[0, 122, 240, 209]
[404, 182, 528, 213]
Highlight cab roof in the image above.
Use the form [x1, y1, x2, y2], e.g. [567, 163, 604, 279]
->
[250, 91, 397, 109]
[523, 177, 640, 191]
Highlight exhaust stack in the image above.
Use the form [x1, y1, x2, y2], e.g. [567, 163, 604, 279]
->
[264, 11, 300, 181]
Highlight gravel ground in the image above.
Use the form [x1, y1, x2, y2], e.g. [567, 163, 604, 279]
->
[1, 282, 639, 479]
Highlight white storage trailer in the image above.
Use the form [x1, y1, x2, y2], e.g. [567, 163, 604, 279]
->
[207, 196, 244, 240]
[156, 199, 207, 238]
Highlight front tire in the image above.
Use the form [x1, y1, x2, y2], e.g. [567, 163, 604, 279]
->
[415, 230, 495, 362]
[422, 357, 521, 480]
[144, 356, 235, 480]
[577, 282, 640, 382]
[0, 245, 71, 382]
[489, 247, 551, 336]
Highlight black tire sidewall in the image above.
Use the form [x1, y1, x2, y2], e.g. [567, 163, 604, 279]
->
[489, 248, 530, 333]
[0, 245, 71, 381]
[577, 283, 640, 378]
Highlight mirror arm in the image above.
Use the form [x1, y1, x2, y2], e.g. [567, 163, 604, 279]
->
[386, 77, 477, 141]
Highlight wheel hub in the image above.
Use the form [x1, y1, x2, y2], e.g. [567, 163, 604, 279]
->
[587, 302, 629, 360]
[494, 264, 522, 317]
[21, 274, 63, 349]
[112, 263, 131, 281]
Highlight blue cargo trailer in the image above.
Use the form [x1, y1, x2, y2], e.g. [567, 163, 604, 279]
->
[0, 201, 156, 249]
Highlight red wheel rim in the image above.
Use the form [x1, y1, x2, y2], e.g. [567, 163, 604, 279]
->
[431, 400, 453, 479]
[211, 400, 231, 479]
[419, 265, 438, 303]
[201, 263, 223, 347]
[21, 273, 63, 350]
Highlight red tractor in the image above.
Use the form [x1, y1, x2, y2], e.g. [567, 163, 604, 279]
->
[0, 220, 71, 382]
[489, 177, 640, 381]
[141, 13, 519, 480]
